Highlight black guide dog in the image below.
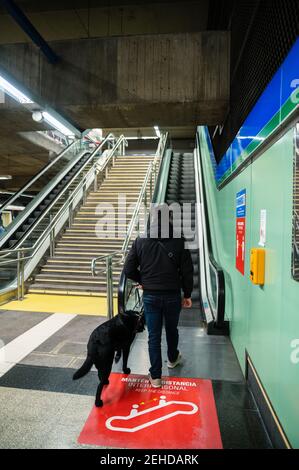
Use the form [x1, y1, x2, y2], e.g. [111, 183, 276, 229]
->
[73, 310, 145, 407]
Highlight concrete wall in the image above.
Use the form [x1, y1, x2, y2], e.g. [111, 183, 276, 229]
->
[200, 126, 299, 448]
[0, 31, 230, 129]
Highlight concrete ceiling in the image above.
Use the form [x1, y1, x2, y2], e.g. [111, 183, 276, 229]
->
[0, 1, 210, 43]
[0, 0, 209, 14]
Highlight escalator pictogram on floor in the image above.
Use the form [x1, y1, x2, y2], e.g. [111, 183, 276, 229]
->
[78, 373, 223, 449]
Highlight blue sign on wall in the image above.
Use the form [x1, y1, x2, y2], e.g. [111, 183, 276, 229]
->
[236, 189, 246, 218]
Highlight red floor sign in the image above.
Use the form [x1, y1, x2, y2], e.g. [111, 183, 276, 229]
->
[78, 373, 223, 449]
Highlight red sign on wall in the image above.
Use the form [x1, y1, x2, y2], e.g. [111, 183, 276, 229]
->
[236, 217, 246, 275]
[78, 373, 223, 449]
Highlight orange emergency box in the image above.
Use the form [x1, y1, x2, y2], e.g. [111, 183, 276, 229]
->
[250, 248, 265, 286]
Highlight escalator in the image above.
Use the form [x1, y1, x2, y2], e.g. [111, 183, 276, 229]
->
[164, 152, 202, 325]
[118, 139, 228, 334]
[0, 135, 117, 295]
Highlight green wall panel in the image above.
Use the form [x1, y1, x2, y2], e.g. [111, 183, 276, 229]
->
[199, 126, 299, 448]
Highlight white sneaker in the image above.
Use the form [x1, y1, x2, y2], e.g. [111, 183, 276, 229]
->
[148, 375, 162, 388]
[167, 352, 182, 369]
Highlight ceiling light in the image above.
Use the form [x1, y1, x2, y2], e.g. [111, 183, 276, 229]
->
[154, 126, 161, 138]
[42, 112, 75, 137]
[32, 111, 43, 122]
[0, 75, 33, 104]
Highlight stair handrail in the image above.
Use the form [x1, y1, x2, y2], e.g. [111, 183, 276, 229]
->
[91, 131, 169, 273]
[122, 131, 169, 253]
[0, 135, 127, 297]
[91, 161, 155, 277]
[96, 135, 128, 172]
[117, 132, 169, 316]
[91, 132, 169, 318]
[91, 250, 126, 275]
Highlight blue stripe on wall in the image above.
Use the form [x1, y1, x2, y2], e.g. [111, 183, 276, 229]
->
[216, 38, 299, 184]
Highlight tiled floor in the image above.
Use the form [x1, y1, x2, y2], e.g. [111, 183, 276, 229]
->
[0, 310, 272, 449]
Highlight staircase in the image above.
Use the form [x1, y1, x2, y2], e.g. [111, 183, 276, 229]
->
[28, 154, 155, 296]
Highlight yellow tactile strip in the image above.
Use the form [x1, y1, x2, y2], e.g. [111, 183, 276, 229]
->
[0, 294, 118, 316]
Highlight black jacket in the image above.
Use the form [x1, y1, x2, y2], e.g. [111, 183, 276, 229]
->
[123, 236, 194, 298]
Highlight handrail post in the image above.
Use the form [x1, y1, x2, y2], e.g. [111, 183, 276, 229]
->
[17, 249, 25, 300]
[106, 256, 114, 319]
[150, 170, 153, 201]
[68, 199, 73, 228]
[21, 249, 25, 300]
[49, 213, 55, 257]
[82, 181, 87, 205]
[17, 250, 21, 300]
[94, 168, 98, 191]
[143, 188, 148, 224]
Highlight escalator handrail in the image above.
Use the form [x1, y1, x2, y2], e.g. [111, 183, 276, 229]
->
[0, 140, 79, 215]
[0, 132, 115, 214]
[0, 147, 89, 250]
[152, 149, 172, 204]
[0, 133, 115, 250]
[0, 134, 120, 259]
[0, 151, 94, 260]
[117, 133, 169, 315]
[196, 131, 225, 328]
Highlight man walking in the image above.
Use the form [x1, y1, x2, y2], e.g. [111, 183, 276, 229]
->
[123, 204, 194, 388]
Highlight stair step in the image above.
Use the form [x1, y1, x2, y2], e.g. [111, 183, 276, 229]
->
[28, 285, 113, 294]
[62, 235, 124, 241]
[30, 278, 119, 286]
[54, 250, 127, 256]
[41, 267, 122, 274]
[55, 243, 124, 250]
[35, 272, 120, 280]
[47, 257, 102, 263]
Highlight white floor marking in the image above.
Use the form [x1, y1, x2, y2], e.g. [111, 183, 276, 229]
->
[105, 396, 199, 433]
[0, 313, 77, 378]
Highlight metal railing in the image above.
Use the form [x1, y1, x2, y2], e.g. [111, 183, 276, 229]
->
[0, 134, 127, 298]
[91, 132, 169, 318]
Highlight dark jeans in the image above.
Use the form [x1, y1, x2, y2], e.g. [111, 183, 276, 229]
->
[143, 292, 181, 379]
